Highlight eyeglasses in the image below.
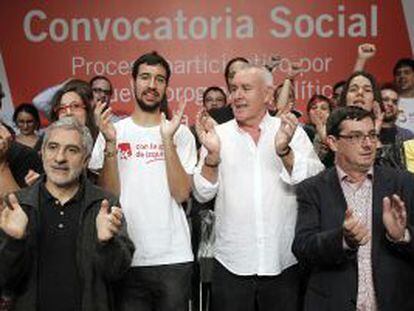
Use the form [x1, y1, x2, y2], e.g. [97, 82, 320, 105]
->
[92, 87, 112, 96]
[54, 102, 86, 116]
[338, 132, 379, 144]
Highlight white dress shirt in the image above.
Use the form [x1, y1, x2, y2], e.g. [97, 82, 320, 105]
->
[193, 113, 324, 276]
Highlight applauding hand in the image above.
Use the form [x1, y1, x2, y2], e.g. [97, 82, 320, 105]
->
[383, 194, 408, 242]
[0, 193, 28, 239]
[160, 101, 186, 141]
[96, 199, 123, 243]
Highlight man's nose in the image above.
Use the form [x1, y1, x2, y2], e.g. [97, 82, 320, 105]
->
[149, 77, 156, 89]
[361, 136, 375, 147]
[64, 106, 73, 115]
[55, 148, 67, 163]
[233, 88, 243, 100]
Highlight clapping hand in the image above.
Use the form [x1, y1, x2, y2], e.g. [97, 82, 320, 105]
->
[383, 194, 408, 242]
[0, 124, 12, 163]
[96, 199, 123, 243]
[160, 101, 186, 141]
[0, 193, 28, 239]
[265, 55, 282, 73]
[94, 100, 116, 143]
[287, 62, 303, 80]
[195, 109, 220, 158]
[275, 112, 298, 154]
[373, 101, 384, 133]
[343, 208, 370, 249]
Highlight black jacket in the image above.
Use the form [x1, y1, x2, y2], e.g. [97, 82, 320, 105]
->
[0, 177, 135, 311]
[293, 166, 414, 311]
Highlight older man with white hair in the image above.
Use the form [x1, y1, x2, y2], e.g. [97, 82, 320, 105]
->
[193, 65, 324, 311]
[0, 117, 134, 311]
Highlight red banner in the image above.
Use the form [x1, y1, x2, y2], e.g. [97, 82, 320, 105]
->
[0, 1, 412, 125]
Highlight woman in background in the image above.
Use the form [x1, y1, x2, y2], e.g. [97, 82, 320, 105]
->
[13, 103, 41, 149]
[303, 94, 334, 167]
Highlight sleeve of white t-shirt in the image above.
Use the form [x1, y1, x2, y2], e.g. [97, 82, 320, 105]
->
[279, 125, 325, 185]
[174, 125, 197, 175]
[88, 132, 106, 171]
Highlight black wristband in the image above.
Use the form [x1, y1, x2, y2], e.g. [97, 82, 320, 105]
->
[204, 158, 220, 168]
[277, 146, 291, 157]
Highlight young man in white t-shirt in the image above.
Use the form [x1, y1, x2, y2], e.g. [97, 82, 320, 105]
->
[89, 51, 197, 311]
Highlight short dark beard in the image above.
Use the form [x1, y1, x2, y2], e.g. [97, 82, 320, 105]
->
[383, 114, 397, 124]
[134, 90, 161, 113]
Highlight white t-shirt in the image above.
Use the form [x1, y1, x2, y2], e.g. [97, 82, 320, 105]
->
[89, 117, 197, 266]
[397, 97, 414, 132]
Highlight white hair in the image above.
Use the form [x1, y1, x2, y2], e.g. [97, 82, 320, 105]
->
[42, 116, 94, 156]
[237, 64, 274, 87]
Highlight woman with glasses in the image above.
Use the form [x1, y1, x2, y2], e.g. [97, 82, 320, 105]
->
[50, 79, 99, 141]
[13, 103, 41, 149]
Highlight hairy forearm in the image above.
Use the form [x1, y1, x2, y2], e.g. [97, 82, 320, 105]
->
[0, 162, 20, 196]
[98, 141, 120, 196]
[201, 165, 218, 184]
[277, 146, 294, 175]
[200, 152, 220, 183]
[163, 138, 191, 203]
[353, 57, 367, 72]
[276, 79, 292, 110]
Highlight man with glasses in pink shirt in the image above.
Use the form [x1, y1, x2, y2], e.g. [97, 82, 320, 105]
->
[294, 106, 414, 311]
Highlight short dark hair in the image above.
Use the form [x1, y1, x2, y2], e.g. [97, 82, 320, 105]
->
[379, 83, 399, 111]
[333, 80, 346, 93]
[13, 103, 41, 130]
[338, 71, 382, 109]
[326, 106, 375, 137]
[393, 58, 414, 76]
[202, 86, 227, 106]
[131, 51, 171, 83]
[50, 79, 98, 141]
[89, 75, 113, 95]
[306, 94, 334, 114]
[224, 57, 249, 89]
[380, 82, 398, 93]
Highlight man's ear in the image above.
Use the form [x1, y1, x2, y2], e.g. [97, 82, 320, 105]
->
[326, 135, 338, 152]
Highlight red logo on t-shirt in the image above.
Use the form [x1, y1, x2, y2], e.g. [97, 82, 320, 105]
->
[118, 143, 132, 160]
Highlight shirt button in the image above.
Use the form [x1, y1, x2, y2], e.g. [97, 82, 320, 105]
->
[55, 200, 60, 205]
[60, 211, 64, 216]
[58, 223, 64, 229]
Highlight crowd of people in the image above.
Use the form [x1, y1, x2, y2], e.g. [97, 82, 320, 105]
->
[0, 43, 414, 311]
